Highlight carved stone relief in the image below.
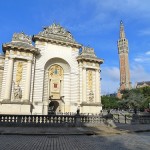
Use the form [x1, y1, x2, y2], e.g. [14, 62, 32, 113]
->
[49, 64, 64, 99]
[88, 70, 93, 90]
[13, 85, 22, 101]
[89, 90, 94, 102]
[12, 32, 32, 45]
[49, 65, 63, 79]
[16, 62, 23, 86]
[38, 23, 76, 43]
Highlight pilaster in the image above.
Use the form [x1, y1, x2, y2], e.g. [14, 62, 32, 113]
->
[82, 67, 86, 102]
[3, 58, 14, 101]
[95, 69, 100, 102]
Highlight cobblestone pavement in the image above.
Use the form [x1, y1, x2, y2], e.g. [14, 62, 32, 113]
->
[0, 132, 150, 150]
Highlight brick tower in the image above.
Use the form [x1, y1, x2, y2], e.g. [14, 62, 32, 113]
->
[118, 21, 131, 93]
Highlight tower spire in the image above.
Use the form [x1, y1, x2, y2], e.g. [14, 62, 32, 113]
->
[120, 20, 126, 39]
[117, 21, 131, 95]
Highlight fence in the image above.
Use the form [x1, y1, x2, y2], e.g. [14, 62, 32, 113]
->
[113, 114, 132, 124]
[113, 113, 150, 124]
[0, 114, 106, 127]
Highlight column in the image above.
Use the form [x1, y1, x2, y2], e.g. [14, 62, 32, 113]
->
[79, 63, 82, 103]
[60, 80, 63, 97]
[4, 58, 14, 101]
[24, 60, 32, 102]
[82, 67, 86, 102]
[43, 101, 49, 115]
[95, 69, 100, 102]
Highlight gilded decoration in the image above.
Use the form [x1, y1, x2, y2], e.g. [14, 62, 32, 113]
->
[49, 65, 64, 99]
[88, 70, 93, 90]
[16, 62, 23, 86]
[49, 65, 63, 79]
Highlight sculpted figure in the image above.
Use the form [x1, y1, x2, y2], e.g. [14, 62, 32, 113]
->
[14, 85, 22, 100]
[89, 91, 94, 102]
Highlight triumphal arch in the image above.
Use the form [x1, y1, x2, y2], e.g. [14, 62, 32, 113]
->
[0, 23, 103, 115]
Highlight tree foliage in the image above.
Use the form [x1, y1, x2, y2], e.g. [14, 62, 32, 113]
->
[101, 95, 119, 109]
[101, 86, 150, 110]
[121, 87, 150, 110]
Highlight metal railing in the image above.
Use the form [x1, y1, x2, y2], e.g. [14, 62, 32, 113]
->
[113, 114, 132, 124]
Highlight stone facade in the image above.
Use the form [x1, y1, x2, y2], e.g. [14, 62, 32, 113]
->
[0, 24, 103, 115]
[117, 21, 131, 93]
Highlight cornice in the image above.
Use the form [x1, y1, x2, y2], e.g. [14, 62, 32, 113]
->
[2, 44, 40, 55]
[33, 35, 82, 48]
[80, 102, 102, 106]
[77, 56, 104, 64]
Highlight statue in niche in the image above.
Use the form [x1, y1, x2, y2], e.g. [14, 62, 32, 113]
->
[14, 85, 22, 100]
[89, 91, 94, 102]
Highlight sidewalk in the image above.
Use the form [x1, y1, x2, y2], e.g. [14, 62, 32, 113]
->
[0, 123, 150, 136]
[115, 123, 150, 133]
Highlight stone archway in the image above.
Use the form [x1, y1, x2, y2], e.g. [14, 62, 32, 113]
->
[48, 101, 59, 114]
[43, 57, 71, 114]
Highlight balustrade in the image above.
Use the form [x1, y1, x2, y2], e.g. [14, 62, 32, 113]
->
[0, 114, 105, 127]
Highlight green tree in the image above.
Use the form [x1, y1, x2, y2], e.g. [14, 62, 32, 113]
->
[101, 95, 119, 109]
[120, 87, 150, 111]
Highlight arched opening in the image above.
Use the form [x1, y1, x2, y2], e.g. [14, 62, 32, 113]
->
[43, 57, 71, 114]
[48, 101, 59, 114]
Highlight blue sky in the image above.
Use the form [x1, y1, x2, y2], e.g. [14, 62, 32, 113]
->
[0, 0, 150, 94]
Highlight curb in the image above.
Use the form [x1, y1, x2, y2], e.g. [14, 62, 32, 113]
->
[0, 132, 95, 136]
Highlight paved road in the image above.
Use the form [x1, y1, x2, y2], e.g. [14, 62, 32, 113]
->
[0, 132, 150, 150]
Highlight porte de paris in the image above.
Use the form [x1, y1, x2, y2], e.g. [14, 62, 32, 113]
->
[0, 23, 103, 115]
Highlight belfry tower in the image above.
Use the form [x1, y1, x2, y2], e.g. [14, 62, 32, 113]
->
[118, 21, 131, 92]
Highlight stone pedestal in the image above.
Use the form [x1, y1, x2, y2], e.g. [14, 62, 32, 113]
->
[0, 102, 31, 115]
[80, 103, 102, 114]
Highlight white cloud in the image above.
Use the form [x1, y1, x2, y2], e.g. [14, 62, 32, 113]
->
[134, 57, 150, 62]
[101, 66, 120, 95]
[145, 51, 150, 55]
[134, 58, 144, 62]
[101, 64, 150, 94]
[134, 51, 150, 64]
[131, 65, 150, 86]
[83, 0, 150, 19]
[138, 28, 150, 36]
